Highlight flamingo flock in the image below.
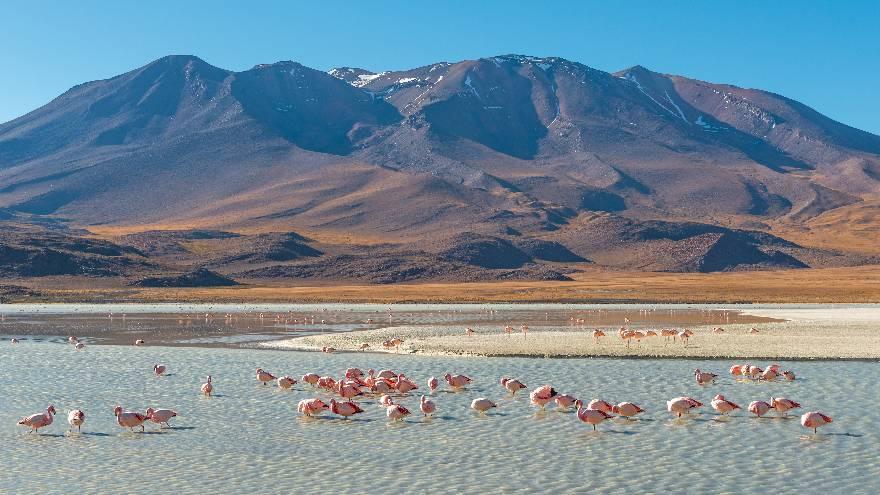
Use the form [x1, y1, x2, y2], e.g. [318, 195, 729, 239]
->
[13, 358, 836, 437]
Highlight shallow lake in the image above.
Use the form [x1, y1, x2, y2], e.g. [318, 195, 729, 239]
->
[1, 339, 876, 493]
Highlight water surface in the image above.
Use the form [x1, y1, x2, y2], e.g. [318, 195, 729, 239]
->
[1, 341, 876, 493]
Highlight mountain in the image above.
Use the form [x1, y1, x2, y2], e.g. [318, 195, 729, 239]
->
[1, 54, 878, 284]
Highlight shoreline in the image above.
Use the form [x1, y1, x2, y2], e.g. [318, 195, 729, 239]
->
[261, 307, 880, 360]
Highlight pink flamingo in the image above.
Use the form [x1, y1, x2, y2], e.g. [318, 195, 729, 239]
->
[529, 385, 558, 410]
[575, 400, 612, 430]
[329, 399, 364, 418]
[394, 374, 419, 393]
[555, 394, 578, 411]
[500, 377, 527, 396]
[317, 376, 337, 391]
[297, 398, 328, 417]
[153, 364, 166, 376]
[377, 369, 397, 380]
[730, 365, 744, 376]
[592, 330, 605, 343]
[256, 368, 276, 385]
[445, 373, 472, 390]
[114, 406, 147, 432]
[748, 400, 772, 418]
[612, 402, 645, 418]
[386, 404, 411, 421]
[420, 396, 437, 417]
[378, 394, 395, 407]
[782, 371, 796, 381]
[67, 409, 85, 432]
[471, 398, 497, 414]
[710, 395, 740, 415]
[18, 405, 56, 433]
[801, 411, 833, 434]
[770, 397, 801, 416]
[201, 375, 213, 396]
[667, 397, 702, 417]
[428, 376, 439, 393]
[145, 408, 177, 428]
[586, 399, 615, 414]
[301, 373, 320, 387]
[338, 380, 363, 399]
[762, 368, 779, 381]
[277, 376, 297, 390]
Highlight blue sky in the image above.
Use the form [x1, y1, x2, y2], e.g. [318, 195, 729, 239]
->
[2, 1, 878, 133]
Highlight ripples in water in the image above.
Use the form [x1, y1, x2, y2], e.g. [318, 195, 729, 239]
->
[1, 342, 877, 494]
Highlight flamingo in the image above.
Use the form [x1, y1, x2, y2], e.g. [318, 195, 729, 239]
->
[394, 374, 419, 393]
[575, 400, 612, 430]
[730, 365, 744, 376]
[710, 395, 740, 415]
[277, 376, 297, 390]
[338, 381, 363, 399]
[153, 364, 167, 376]
[329, 399, 364, 419]
[428, 376, 439, 393]
[471, 398, 497, 414]
[586, 399, 615, 414]
[748, 400, 772, 418]
[465, 328, 475, 336]
[359, 343, 370, 351]
[386, 404, 411, 421]
[762, 368, 779, 381]
[420, 396, 437, 417]
[377, 369, 397, 380]
[74, 342, 85, 350]
[592, 330, 605, 343]
[770, 397, 801, 416]
[611, 402, 645, 418]
[18, 405, 56, 433]
[800, 411, 833, 434]
[378, 394, 395, 407]
[297, 399, 328, 417]
[444, 373, 472, 390]
[145, 408, 177, 428]
[68, 336, 78, 344]
[529, 385, 558, 410]
[67, 409, 85, 432]
[694, 369, 718, 385]
[256, 368, 276, 385]
[114, 406, 147, 432]
[667, 397, 702, 417]
[201, 375, 213, 396]
[301, 373, 320, 387]
[554, 394, 578, 411]
[500, 377, 527, 395]
[782, 371, 796, 381]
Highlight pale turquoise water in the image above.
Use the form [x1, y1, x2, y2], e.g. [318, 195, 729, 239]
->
[1, 341, 877, 494]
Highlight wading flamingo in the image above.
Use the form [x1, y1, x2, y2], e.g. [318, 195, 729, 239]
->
[500, 377, 527, 396]
[145, 408, 177, 428]
[471, 398, 497, 414]
[611, 402, 644, 418]
[201, 376, 213, 396]
[18, 405, 56, 433]
[114, 406, 147, 432]
[529, 385, 558, 410]
[800, 411, 832, 434]
[575, 400, 613, 430]
[710, 395, 740, 415]
[420, 396, 436, 417]
[67, 409, 85, 432]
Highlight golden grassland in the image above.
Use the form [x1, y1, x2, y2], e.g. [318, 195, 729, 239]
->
[9, 265, 880, 304]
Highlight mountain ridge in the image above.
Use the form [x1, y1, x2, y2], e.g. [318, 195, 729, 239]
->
[1, 53, 878, 283]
